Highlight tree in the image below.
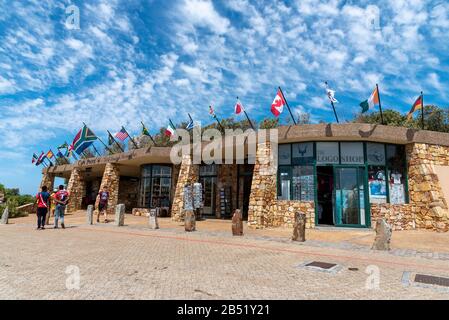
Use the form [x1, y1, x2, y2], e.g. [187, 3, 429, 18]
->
[259, 118, 279, 129]
[353, 109, 407, 127]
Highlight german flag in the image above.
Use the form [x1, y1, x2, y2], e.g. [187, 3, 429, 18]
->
[407, 94, 423, 120]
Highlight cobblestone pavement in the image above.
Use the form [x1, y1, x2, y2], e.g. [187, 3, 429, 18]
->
[1, 221, 449, 299]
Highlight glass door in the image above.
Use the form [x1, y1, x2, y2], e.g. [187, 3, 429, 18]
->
[334, 167, 366, 227]
[200, 176, 216, 216]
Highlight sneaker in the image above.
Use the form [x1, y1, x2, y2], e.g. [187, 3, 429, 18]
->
[36, 227, 41, 230]
[54, 226, 58, 229]
[61, 223, 65, 229]
[41, 227, 45, 230]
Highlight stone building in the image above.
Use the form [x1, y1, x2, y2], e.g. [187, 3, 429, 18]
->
[39, 124, 449, 232]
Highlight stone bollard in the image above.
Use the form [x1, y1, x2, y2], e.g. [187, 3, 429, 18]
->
[0, 207, 9, 225]
[114, 204, 125, 227]
[292, 212, 306, 242]
[232, 209, 243, 236]
[148, 208, 159, 229]
[86, 205, 94, 225]
[372, 218, 392, 251]
[184, 210, 196, 232]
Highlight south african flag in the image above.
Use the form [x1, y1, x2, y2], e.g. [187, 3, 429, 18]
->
[72, 125, 97, 155]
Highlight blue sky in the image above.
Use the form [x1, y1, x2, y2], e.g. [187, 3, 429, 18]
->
[0, 0, 448, 194]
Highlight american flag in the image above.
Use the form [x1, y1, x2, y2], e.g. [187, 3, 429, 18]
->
[115, 127, 129, 141]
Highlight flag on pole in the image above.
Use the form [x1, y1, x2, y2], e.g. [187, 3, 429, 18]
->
[165, 122, 176, 137]
[326, 85, 338, 103]
[108, 133, 115, 146]
[407, 95, 424, 120]
[36, 152, 45, 166]
[46, 150, 54, 160]
[360, 86, 380, 113]
[235, 98, 244, 115]
[115, 127, 129, 141]
[57, 151, 64, 158]
[186, 118, 194, 131]
[32, 153, 38, 164]
[209, 105, 217, 118]
[142, 123, 151, 136]
[271, 89, 286, 117]
[57, 142, 68, 150]
[72, 125, 97, 155]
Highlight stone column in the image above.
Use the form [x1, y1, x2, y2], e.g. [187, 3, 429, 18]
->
[407, 143, 449, 232]
[172, 155, 199, 222]
[97, 163, 120, 217]
[0, 207, 9, 225]
[39, 171, 55, 192]
[66, 167, 86, 213]
[372, 218, 392, 250]
[292, 212, 306, 242]
[232, 209, 243, 236]
[247, 142, 277, 229]
[114, 204, 125, 226]
[86, 205, 94, 225]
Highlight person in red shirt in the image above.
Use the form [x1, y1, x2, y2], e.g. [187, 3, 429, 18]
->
[96, 186, 110, 223]
[35, 185, 51, 230]
[54, 185, 70, 229]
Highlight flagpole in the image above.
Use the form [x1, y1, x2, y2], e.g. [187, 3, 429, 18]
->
[324, 82, 339, 124]
[237, 97, 255, 130]
[122, 126, 139, 149]
[421, 91, 425, 130]
[141, 121, 157, 146]
[57, 147, 71, 164]
[65, 141, 78, 161]
[82, 122, 113, 154]
[91, 143, 101, 157]
[209, 106, 225, 132]
[376, 84, 385, 125]
[107, 130, 124, 152]
[169, 119, 178, 134]
[278, 87, 297, 125]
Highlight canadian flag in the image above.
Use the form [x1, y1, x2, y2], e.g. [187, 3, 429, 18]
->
[271, 89, 285, 117]
[235, 98, 244, 115]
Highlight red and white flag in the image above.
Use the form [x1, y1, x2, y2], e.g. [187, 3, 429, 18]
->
[235, 98, 244, 115]
[165, 123, 176, 137]
[271, 89, 285, 117]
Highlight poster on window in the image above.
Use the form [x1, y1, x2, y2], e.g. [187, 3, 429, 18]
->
[368, 168, 387, 203]
[390, 171, 406, 204]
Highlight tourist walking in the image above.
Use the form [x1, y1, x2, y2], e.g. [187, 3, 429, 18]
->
[54, 185, 70, 229]
[46, 188, 58, 225]
[35, 185, 50, 230]
[97, 186, 110, 223]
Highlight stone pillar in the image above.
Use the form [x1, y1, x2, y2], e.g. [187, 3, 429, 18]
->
[66, 167, 85, 213]
[292, 212, 306, 242]
[39, 171, 55, 192]
[0, 207, 9, 225]
[114, 204, 125, 226]
[97, 163, 120, 217]
[407, 143, 449, 232]
[247, 142, 277, 229]
[148, 208, 159, 229]
[232, 209, 243, 236]
[172, 155, 199, 222]
[86, 205, 94, 225]
[372, 218, 392, 251]
[184, 210, 196, 231]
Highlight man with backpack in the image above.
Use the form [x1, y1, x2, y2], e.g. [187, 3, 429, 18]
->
[35, 185, 51, 230]
[54, 185, 70, 229]
[96, 186, 110, 223]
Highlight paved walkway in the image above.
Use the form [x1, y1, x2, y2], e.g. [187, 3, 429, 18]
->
[1, 212, 449, 299]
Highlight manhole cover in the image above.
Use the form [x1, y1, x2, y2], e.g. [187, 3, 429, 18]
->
[414, 274, 449, 287]
[305, 261, 337, 270]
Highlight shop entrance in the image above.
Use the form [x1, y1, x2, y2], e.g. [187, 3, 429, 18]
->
[316, 167, 334, 225]
[200, 176, 216, 216]
[316, 166, 367, 227]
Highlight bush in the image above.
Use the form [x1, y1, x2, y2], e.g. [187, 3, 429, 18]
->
[0, 198, 29, 218]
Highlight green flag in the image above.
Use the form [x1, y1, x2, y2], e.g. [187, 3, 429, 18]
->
[142, 123, 151, 136]
[108, 133, 115, 146]
[57, 142, 68, 149]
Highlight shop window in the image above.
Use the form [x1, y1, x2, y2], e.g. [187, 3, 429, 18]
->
[367, 143, 386, 165]
[278, 166, 291, 200]
[278, 144, 291, 165]
[340, 142, 364, 164]
[200, 164, 217, 176]
[386, 145, 407, 204]
[292, 166, 315, 201]
[292, 142, 314, 165]
[316, 142, 339, 164]
[368, 166, 387, 204]
[139, 165, 172, 208]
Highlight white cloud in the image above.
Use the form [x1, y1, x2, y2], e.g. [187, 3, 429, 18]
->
[181, 0, 230, 34]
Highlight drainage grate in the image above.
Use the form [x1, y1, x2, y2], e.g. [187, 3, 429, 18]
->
[414, 274, 449, 287]
[305, 261, 337, 270]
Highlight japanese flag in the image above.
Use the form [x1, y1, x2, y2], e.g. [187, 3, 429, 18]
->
[271, 89, 285, 117]
[235, 98, 244, 115]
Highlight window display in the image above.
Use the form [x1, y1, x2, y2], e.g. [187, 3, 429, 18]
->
[368, 166, 387, 203]
[389, 169, 406, 204]
[292, 166, 314, 201]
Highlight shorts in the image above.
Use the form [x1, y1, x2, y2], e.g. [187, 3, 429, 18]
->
[99, 203, 108, 211]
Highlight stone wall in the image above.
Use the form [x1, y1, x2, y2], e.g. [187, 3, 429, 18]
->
[96, 163, 120, 216]
[66, 168, 85, 212]
[370, 204, 415, 231]
[407, 143, 449, 232]
[269, 201, 315, 229]
[39, 172, 55, 192]
[247, 142, 278, 229]
[171, 155, 199, 221]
